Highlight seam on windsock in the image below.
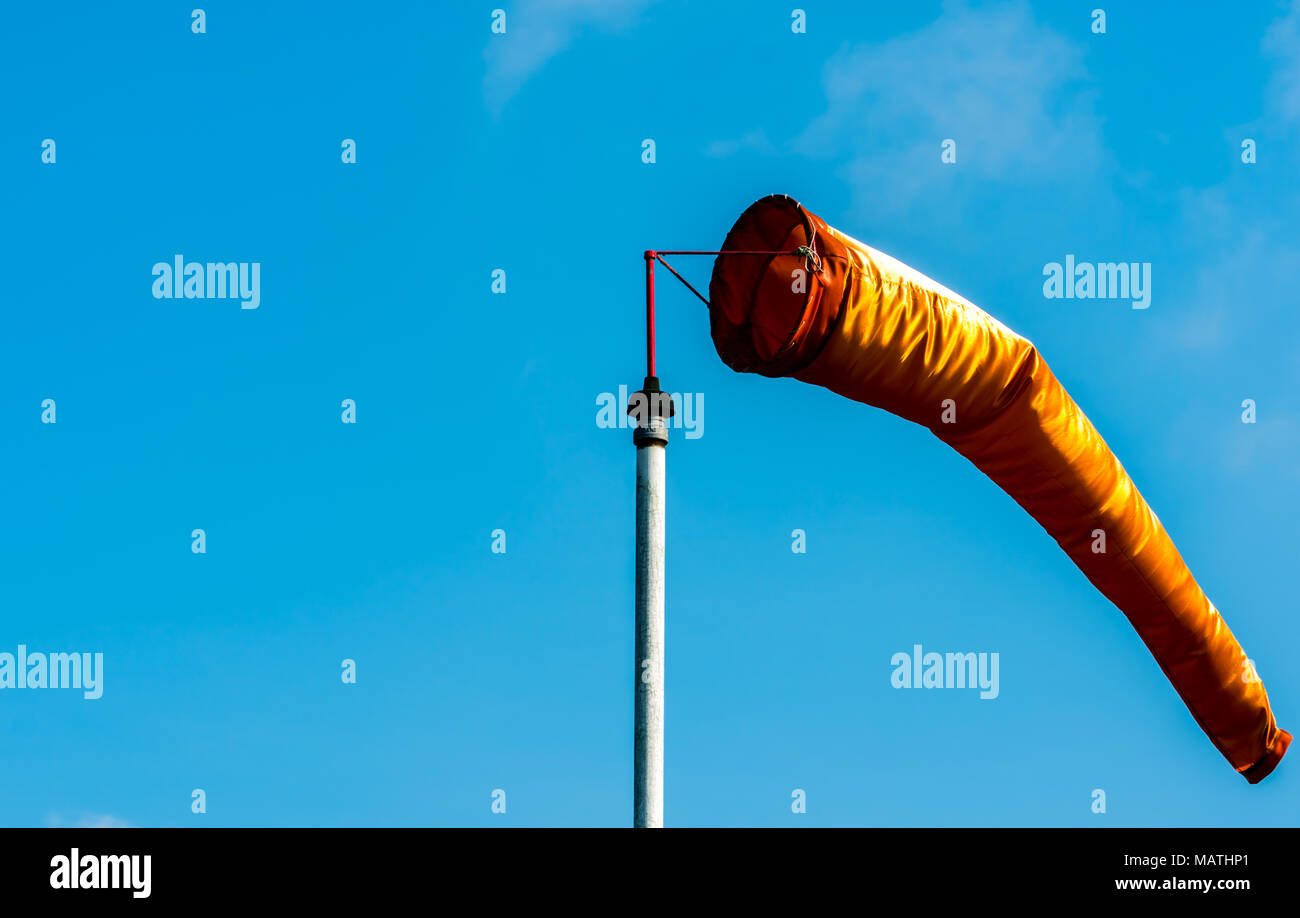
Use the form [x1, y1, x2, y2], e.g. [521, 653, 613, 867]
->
[782, 261, 857, 378]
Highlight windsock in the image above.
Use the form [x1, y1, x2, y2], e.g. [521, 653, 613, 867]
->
[707, 194, 1290, 782]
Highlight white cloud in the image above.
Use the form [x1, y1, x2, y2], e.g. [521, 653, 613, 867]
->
[1263, 1, 1300, 122]
[1163, 219, 1300, 353]
[703, 130, 775, 159]
[794, 1, 1101, 210]
[46, 811, 133, 828]
[483, 0, 656, 115]
[1166, 1, 1300, 354]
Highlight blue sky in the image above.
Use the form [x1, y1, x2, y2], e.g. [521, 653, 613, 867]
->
[2, 0, 1298, 826]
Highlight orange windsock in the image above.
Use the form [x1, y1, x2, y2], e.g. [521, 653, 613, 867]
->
[708, 194, 1290, 782]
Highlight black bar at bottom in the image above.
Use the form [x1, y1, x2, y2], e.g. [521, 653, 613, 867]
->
[0, 828, 1289, 905]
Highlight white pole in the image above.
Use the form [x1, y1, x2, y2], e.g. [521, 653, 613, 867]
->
[634, 410, 667, 828]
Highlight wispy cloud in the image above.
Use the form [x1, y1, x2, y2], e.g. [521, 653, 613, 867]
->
[483, 0, 656, 116]
[703, 130, 775, 159]
[46, 811, 133, 828]
[1165, 209, 1300, 354]
[1263, 0, 1300, 122]
[793, 0, 1101, 211]
[1165, 1, 1300, 354]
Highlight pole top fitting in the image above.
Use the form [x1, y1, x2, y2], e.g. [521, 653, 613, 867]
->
[634, 421, 669, 447]
[628, 377, 675, 419]
[630, 376, 673, 446]
[644, 249, 657, 260]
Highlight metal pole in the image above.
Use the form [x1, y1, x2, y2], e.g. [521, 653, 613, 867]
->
[628, 245, 783, 825]
[633, 404, 667, 828]
[633, 250, 669, 828]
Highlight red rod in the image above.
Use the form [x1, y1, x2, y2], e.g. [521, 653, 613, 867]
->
[644, 250, 656, 378]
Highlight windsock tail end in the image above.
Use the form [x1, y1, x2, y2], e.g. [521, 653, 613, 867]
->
[1241, 729, 1290, 784]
